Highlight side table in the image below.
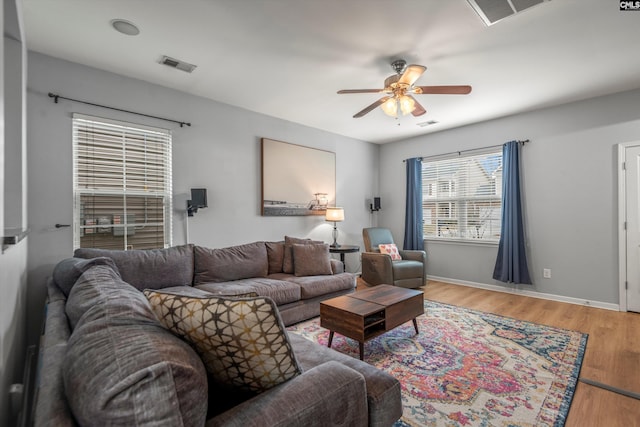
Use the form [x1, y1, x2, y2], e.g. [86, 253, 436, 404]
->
[329, 244, 360, 264]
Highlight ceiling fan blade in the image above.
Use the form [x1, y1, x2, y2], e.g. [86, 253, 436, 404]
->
[415, 85, 472, 95]
[353, 96, 391, 118]
[410, 97, 426, 117]
[337, 89, 383, 94]
[398, 64, 426, 86]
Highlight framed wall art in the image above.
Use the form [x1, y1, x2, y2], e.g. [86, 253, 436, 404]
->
[261, 138, 336, 216]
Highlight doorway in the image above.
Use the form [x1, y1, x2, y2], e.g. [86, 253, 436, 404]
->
[619, 143, 640, 313]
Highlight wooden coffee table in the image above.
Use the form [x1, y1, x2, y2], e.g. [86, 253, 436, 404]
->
[320, 284, 424, 360]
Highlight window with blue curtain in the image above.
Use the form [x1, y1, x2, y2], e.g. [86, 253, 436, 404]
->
[404, 157, 424, 250]
[420, 148, 503, 243]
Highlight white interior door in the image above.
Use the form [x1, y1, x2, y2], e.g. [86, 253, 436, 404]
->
[625, 145, 640, 312]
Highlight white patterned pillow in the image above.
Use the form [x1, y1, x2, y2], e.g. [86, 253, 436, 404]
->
[379, 243, 402, 260]
[144, 290, 302, 393]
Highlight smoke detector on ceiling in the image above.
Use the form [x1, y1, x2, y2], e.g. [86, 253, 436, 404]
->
[160, 56, 197, 73]
[111, 19, 140, 36]
[466, 0, 551, 26]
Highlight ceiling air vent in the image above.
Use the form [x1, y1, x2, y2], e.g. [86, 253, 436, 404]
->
[466, 0, 550, 26]
[160, 56, 197, 73]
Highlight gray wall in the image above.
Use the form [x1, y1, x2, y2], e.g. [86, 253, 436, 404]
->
[379, 89, 640, 305]
[25, 51, 379, 345]
[1, 0, 28, 425]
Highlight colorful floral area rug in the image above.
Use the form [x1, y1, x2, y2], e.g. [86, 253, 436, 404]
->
[287, 300, 587, 427]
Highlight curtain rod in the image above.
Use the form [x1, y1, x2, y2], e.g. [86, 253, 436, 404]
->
[48, 92, 191, 128]
[403, 139, 530, 162]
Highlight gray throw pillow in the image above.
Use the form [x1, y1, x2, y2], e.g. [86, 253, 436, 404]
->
[265, 241, 285, 274]
[293, 243, 333, 277]
[63, 265, 208, 427]
[282, 236, 323, 274]
[194, 242, 268, 284]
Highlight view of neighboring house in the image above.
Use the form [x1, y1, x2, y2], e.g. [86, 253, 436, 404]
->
[422, 153, 502, 241]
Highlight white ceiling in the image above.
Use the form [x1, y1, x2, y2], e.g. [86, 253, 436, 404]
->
[20, 0, 640, 144]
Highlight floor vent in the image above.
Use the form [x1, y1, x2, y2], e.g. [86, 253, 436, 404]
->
[466, 0, 550, 26]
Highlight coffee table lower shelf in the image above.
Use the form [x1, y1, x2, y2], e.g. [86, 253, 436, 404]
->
[320, 284, 424, 360]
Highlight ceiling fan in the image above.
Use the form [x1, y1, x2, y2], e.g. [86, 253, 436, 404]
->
[337, 59, 472, 118]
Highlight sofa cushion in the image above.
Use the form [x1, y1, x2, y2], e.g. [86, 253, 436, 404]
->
[144, 290, 302, 394]
[293, 243, 333, 277]
[288, 272, 356, 300]
[73, 244, 194, 290]
[208, 360, 369, 426]
[265, 241, 285, 274]
[283, 236, 323, 274]
[392, 260, 425, 280]
[63, 265, 208, 427]
[330, 258, 345, 274]
[153, 285, 221, 298]
[196, 277, 300, 305]
[194, 242, 268, 284]
[53, 256, 120, 297]
[288, 333, 402, 427]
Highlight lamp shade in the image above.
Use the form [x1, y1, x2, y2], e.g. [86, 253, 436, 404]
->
[325, 207, 344, 222]
[380, 98, 398, 117]
[399, 95, 416, 115]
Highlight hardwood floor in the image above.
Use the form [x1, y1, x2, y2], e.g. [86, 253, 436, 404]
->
[420, 280, 640, 427]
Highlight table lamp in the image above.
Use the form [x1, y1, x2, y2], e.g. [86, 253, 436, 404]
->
[325, 207, 344, 248]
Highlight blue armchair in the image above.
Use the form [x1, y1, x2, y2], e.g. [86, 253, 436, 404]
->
[361, 227, 426, 289]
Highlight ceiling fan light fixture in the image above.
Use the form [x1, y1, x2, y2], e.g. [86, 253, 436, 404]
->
[337, 59, 471, 119]
[381, 98, 398, 117]
[399, 95, 416, 115]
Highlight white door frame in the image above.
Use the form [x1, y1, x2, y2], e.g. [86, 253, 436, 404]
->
[617, 141, 640, 312]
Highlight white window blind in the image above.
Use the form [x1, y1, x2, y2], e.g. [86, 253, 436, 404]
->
[422, 149, 502, 242]
[73, 114, 172, 250]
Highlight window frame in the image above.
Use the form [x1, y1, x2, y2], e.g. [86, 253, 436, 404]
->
[72, 114, 173, 250]
[421, 148, 503, 244]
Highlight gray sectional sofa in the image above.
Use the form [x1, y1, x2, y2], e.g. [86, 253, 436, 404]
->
[77, 238, 357, 326]
[33, 241, 403, 426]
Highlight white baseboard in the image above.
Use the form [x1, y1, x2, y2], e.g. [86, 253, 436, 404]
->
[427, 275, 620, 311]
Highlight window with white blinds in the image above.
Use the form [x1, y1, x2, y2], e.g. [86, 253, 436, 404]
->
[422, 149, 503, 242]
[73, 114, 172, 250]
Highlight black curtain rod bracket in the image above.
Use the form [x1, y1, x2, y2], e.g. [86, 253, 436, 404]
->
[48, 92, 191, 128]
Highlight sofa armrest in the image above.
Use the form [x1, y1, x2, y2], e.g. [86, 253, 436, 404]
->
[330, 258, 344, 274]
[207, 361, 368, 427]
[34, 280, 76, 427]
[361, 252, 394, 286]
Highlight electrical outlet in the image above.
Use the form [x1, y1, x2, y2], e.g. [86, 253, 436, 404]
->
[543, 268, 551, 279]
